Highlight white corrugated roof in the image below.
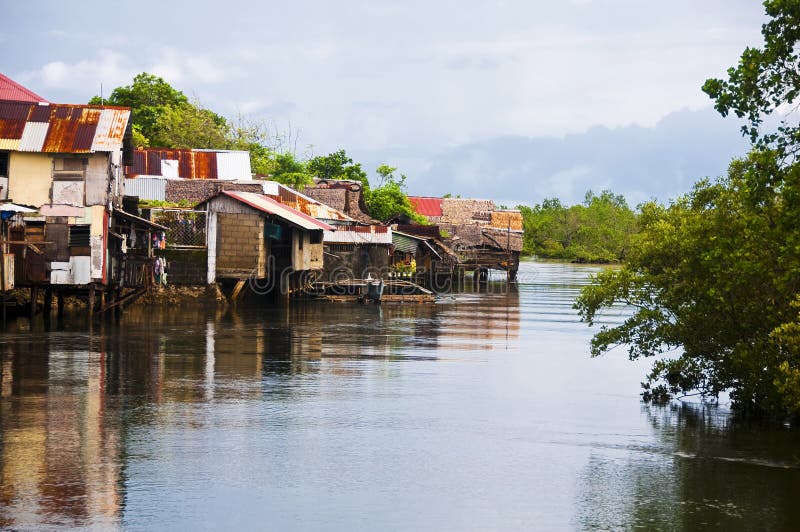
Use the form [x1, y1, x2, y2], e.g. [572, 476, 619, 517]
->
[323, 228, 392, 244]
[18, 121, 48, 152]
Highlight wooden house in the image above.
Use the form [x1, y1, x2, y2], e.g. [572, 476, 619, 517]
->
[0, 73, 164, 314]
[198, 190, 332, 296]
[408, 196, 523, 281]
[266, 182, 393, 281]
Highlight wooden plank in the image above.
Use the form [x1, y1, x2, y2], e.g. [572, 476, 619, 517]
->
[230, 280, 247, 302]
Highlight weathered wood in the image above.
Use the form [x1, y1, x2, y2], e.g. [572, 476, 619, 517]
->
[88, 285, 96, 318]
[230, 280, 247, 303]
[29, 286, 39, 319]
[44, 287, 53, 316]
[97, 287, 147, 314]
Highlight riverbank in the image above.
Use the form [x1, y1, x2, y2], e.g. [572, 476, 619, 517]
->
[139, 285, 226, 306]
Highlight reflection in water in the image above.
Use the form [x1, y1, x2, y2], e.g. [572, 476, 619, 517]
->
[1, 260, 798, 530]
[577, 403, 800, 530]
[0, 280, 520, 529]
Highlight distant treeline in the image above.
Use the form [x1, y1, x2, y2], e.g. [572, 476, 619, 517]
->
[518, 190, 637, 263]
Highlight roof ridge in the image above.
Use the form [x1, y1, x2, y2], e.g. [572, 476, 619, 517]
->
[0, 72, 49, 103]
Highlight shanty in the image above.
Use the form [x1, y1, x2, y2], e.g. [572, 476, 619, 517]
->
[0, 74, 166, 320]
[0, 72, 525, 318]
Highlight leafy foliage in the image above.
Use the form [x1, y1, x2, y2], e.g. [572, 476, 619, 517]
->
[364, 165, 427, 223]
[702, 0, 800, 160]
[150, 101, 231, 149]
[518, 190, 637, 262]
[575, 152, 800, 418]
[307, 149, 369, 188]
[578, 2, 800, 419]
[91, 73, 191, 145]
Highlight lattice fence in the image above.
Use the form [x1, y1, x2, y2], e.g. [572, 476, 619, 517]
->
[150, 208, 208, 248]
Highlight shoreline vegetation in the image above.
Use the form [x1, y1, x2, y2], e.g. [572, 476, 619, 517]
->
[577, 0, 800, 422]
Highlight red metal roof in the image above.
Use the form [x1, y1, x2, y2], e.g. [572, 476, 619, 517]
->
[0, 73, 49, 103]
[220, 191, 334, 231]
[408, 196, 443, 217]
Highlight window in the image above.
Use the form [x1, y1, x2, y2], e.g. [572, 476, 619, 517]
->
[298, 233, 304, 250]
[68, 225, 91, 247]
[310, 231, 323, 244]
[54, 157, 87, 180]
[0, 152, 8, 177]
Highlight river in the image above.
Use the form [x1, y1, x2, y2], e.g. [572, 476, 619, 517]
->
[1, 259, 799, 530]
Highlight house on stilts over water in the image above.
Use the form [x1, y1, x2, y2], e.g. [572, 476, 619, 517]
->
[408, 196, 523, 282]
[0, 73, 165, 317]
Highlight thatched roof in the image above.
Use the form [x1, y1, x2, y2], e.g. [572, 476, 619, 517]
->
[303, 181, 376, 223]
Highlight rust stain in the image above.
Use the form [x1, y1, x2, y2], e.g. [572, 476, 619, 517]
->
[0, 101, 32, 140]
[42, 106, 101, 152]
[191, 151, 217, 179]
[28, 104, 52, 122]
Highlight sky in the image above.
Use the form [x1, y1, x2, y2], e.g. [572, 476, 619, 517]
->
[3, 0, 766, 206]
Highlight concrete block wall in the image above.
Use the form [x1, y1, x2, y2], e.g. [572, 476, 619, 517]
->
[165, 180, 263, 204]
[215, 213, 265, 278]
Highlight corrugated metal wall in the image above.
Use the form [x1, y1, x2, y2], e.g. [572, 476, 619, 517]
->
[216, 151, 252, 180]
[124, 177, 166, 201]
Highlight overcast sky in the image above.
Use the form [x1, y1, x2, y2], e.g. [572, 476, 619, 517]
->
[4, 0, 766, 205]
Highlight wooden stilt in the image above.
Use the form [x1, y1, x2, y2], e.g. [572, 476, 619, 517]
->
[88, 285, 96, 318]
[44, 287, 53, 316]
[57, 291, 64, 320]
[230, 280, 247, 304]
[30, 286, 39, 320]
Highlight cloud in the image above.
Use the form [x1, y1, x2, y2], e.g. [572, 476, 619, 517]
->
[147, 47, 247, 86]
[15, 50, 135, 101]
[355, 108, 751, 206]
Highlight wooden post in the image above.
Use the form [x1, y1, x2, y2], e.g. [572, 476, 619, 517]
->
[1, 219, 6, 328]
[57, 291, 64, 320]
[88, 285, 96, 318]
[29, 285, 39, 320]
[44, 286, 53, 316]
[230, 280, 246, 304]
[115, 288, 122, 321]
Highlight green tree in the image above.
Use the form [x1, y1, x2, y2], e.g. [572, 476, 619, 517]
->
[517, 191, 635, 262]
[90, 73, 189, 145]
[307, 149, 369, 188]
[150, 101, 231, 149]
[575, 0, 800, 418]
[702, 0, 800, 160]
[364, 165, 427, 223]
[269, 152, 313, 189]
[575, 152, 800, 418]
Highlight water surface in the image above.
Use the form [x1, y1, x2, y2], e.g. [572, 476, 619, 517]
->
[1, 260, 799, 530]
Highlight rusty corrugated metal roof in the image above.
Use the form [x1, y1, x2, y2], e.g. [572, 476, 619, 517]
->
[271, 183, 352, 222]
[92, 108, 130, 151]
[0, 73, 49, 103]
[126, 148, 252, 180]
[0, 101, 129, 153]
